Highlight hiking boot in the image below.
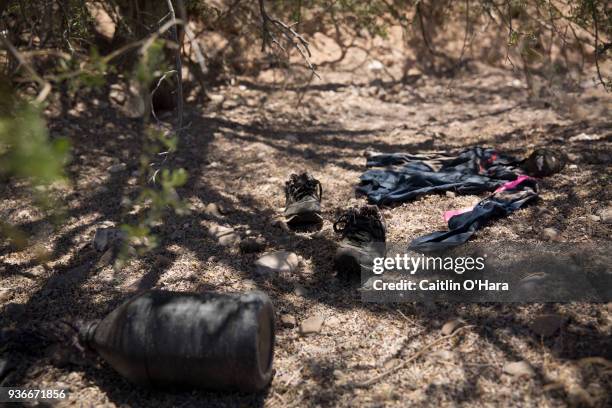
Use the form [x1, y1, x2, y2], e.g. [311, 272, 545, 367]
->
[521, 148, 566, 177]
[284, 173, 323, 226]
[333, 205, 386, 280]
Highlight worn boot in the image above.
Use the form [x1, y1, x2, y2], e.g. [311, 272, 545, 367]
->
[333, 205, 386, 280]
[284, 173, 323, 226]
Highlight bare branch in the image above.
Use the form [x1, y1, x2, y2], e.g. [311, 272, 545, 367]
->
[0, 34, 52, 103]
[258, 0, 319, 79]
[592, 4, 610, 91]
[166, 0, 184, 134]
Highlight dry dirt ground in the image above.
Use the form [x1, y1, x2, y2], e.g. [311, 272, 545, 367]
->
[1, 60, 611, 407]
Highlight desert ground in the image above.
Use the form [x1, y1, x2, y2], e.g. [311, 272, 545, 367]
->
[1, 43, 611, 407]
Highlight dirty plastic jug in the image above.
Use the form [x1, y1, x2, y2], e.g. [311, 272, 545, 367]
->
[79, 290, 275, 392]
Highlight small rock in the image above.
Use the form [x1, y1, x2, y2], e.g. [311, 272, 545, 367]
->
[445, 191, 456, 198]
[255, 251, 298, 275]
[542, 227, 561, 241]
[568, 164, 578, 170]
[87, 3, 116, 41]
[299, 315, 325, 335]
[204, 203, 224, 218]
[280, 314, 297, 328]
[208, 225, 240, 247]
[383, 358, 400, 370]
[0, 289, 10, 304]
[588, 214, 601, 222]
[431, 350, 455, 361]
[326, 316, 341, 328]
[599, 207, 612, 224]
[530, 314, 567, 337]
[92, 227, 125, 252]
[218, 233, 240, 246]
[240, 237, 266, 253]
[367, 59, 384, 72]
[503, 361, 535, 378]
[208, 94, 224, 105]
[109, 163, 127, 173]
[97, 249, 114, 267]
[285, 134, 299, 143]
[294, 284, 308, 297]
[441, 318, 465, 335]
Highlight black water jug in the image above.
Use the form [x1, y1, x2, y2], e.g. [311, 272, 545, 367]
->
[79, 290, 275, 392]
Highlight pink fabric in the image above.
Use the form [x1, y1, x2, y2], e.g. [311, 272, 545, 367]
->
[443, 176, 533, 222]
[444, 207, 472, 223]
[494, 175, 532, 193]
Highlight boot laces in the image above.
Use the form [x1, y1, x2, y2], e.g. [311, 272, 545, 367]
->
[333, 206, 385, 244]
[285, 173, 322, 204]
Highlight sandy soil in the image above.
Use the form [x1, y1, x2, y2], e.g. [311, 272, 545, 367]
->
[1, 59, 611, 407]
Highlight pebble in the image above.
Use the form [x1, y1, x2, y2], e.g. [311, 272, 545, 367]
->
[530, 314, 567, 337]
[97, 249, 114, 267]
[255, 251, 298, 275]
[208, 225, 240, 247]
[280, 314, 297, 328]
[503, 361, 535, 378]
[542, 227, 561, 241]
[326, 316, 341, 328]
[445, 191, 456, 198]
[588, 214, 601, 222]
[441, 318, 465, 335]
[108, 163, 127, 173]
[299, 315, 325, 335]
[204, 203, 224, 218]
[92, 227, 125, 252]
[294, 284, 308, 297]
[431, 350, 455, 361]
[208, 94, 224, 104]
[599, 207, 612, 224]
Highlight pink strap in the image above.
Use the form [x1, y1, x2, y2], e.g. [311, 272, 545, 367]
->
[494, 175, 532, 193]
[443, 176, 533, 222]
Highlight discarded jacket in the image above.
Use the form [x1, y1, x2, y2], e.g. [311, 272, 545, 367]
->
[79, 290, 275, 392]
[357, 147, 564, 205]
[409, 176, 538, 251]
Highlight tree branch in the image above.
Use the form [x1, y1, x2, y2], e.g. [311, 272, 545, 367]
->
[258, 0, 319, 79]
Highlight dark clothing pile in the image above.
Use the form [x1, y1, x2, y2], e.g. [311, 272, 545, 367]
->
[409, 176, 538, 251]
[356, 147, 565, 250]
[357, 147, 523, 206]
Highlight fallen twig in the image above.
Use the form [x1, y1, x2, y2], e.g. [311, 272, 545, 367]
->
[351, 325, 475, 388]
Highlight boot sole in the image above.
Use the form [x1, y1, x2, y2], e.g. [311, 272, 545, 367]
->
[286, 211, 323, 226]
[334, 253, 362, 283]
